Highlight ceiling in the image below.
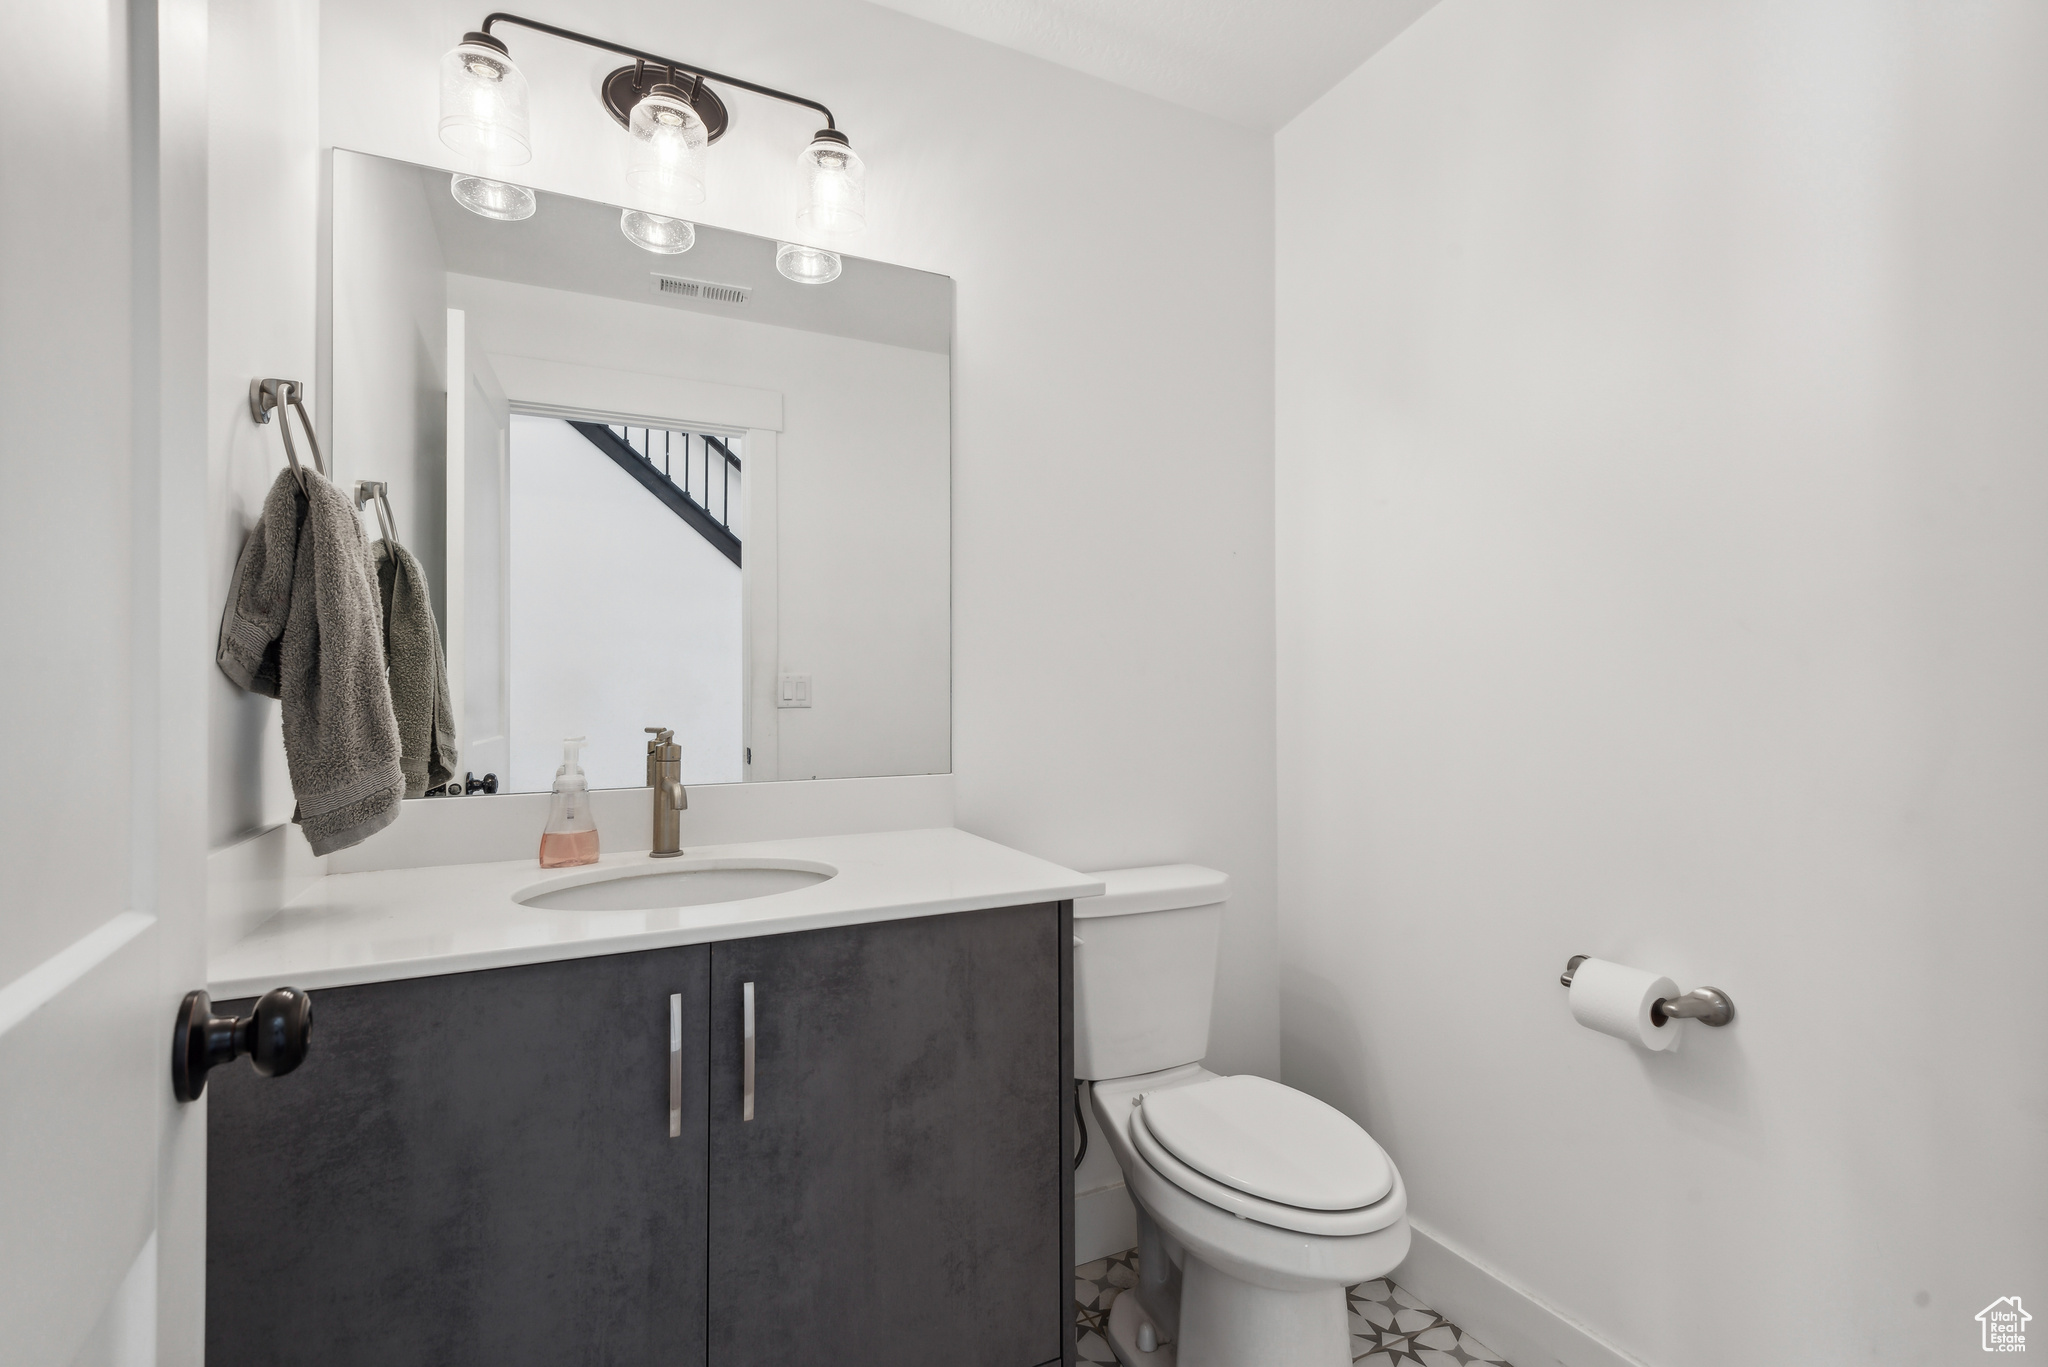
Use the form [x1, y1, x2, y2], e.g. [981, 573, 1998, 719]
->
[859, 0, 1441, 131]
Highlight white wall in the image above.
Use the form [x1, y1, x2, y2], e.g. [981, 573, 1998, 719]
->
[207, 0, 320, 846]
[451, 273, 950, 785]
[1276, 3, 2048, 1363]
[509, 415, 745, 790]
[330, 149, 449, 624]
[193, 4, 325, 1353]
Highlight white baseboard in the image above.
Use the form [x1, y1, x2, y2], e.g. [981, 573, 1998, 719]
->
[1075, 1181, 1137, 1266]
[1396, 1220, 1650, 1367]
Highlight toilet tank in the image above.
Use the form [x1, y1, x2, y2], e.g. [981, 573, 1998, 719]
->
[1072, 865, 1229, 1081]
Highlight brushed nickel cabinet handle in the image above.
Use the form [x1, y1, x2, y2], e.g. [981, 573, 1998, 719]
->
[669, 993, 683, 1138]
[742, 981, 756, 1122]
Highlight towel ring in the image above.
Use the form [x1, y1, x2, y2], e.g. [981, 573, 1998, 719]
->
[354, 480, 398, 548]
[250, 378, 326, 492]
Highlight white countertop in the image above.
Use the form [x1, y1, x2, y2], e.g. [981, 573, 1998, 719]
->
[209, 827, 1104, 997]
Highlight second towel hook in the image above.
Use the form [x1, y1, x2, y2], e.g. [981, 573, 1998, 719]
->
[354, 480, 398, 548]
[250, 378, 325, 493]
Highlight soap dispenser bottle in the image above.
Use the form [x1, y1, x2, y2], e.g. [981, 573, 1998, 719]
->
[538, 736, 600, 868]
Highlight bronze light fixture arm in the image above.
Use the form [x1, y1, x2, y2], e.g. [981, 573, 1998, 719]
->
[479, 11, 839, 130]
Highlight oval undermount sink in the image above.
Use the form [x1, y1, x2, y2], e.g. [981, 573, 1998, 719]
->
[516, 862, 835, 913]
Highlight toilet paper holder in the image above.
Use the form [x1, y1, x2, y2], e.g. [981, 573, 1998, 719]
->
[1561, 955, 1734, 1027]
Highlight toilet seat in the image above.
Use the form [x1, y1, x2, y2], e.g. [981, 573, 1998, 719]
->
[1141, 1075, 1393, 1208]
[1129, 1079, 1404, 1238]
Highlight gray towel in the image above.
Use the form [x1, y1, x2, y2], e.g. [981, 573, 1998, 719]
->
[374, 539, 458, 799]
[217, 468, 405, 854]
[215, 467, 303, 698]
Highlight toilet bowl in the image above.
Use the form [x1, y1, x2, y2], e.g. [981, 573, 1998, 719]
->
[1075, 867, 1410, 1367]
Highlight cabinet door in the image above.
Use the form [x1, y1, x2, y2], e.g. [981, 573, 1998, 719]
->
[207, 946, 711, 1367]
[708, 904, 1067, 1367]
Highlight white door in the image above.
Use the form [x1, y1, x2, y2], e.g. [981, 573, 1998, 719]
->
[1, 3, 211, 1365]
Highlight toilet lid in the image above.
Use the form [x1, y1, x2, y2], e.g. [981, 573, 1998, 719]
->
[1138, 1075, 1393, 1211]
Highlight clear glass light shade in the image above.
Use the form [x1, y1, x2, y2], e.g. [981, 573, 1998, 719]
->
[621, 209, 696, 254]
[626, 88, 708, 213]
[796, 134, 866, 234]
[776, 242, 842, 285]
[450, 173, 536, 221]
[438, 39, 531, 168]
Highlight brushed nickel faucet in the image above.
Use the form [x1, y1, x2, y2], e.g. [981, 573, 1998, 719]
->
[645, 727, 687, 858]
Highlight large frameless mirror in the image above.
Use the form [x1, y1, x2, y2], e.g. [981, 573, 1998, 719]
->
[326, 148, 951, 793]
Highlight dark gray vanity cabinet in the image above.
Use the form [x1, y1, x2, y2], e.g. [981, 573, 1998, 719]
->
[708, 903, 1069, 1367]
[208, 903, 1074, 1367]
[206, 945, 712, 1367]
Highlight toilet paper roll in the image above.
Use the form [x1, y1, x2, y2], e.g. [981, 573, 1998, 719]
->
[1568, 958, 1682, 1052]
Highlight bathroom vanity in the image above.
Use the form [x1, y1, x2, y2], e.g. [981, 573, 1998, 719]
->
[203, 136, 1037, 1365]
[203, 828, 1097, 1367]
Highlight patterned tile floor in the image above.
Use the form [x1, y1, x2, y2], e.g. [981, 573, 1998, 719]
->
[1075, 1249, 1512, 1366]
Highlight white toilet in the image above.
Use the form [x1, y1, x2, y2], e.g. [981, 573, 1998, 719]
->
[1076, 866, 1410, 1367]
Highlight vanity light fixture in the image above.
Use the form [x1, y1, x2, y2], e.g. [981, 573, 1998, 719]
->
[775, 242, 842, 285]
[437, 13, 865, 276]
[439, 31, 531, 166]
[618, 75, 706, 254]
[439, 31, 537, 220]
[779, 128, 863, 280]
[796, 129, 865, 234]
[625, 79, 709, 211]
[452, 173, 538, 221]
[621, 210, 696, 255]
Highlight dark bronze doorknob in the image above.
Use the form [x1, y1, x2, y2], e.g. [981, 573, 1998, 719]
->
[172, 986, 313, 1102]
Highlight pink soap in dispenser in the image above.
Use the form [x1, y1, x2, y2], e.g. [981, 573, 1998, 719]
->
[538, 736, 600, 868]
